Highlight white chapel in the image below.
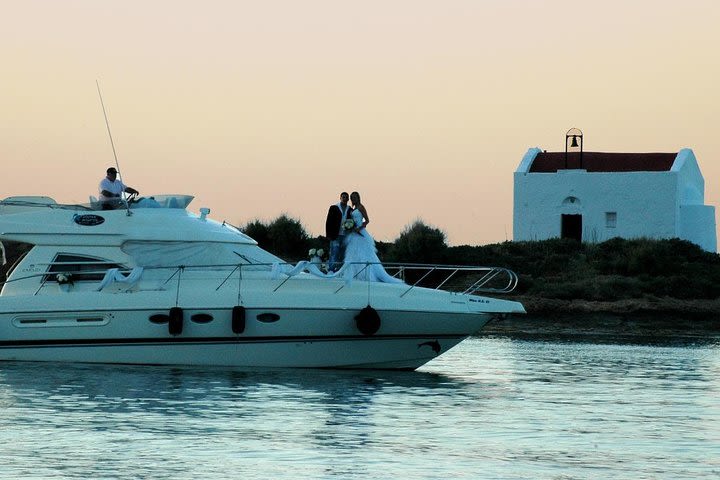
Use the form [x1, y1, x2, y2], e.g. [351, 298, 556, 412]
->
[513, 134, 717, 252]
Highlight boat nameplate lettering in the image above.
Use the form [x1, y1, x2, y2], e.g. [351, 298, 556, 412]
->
[73, 214, 105, 226]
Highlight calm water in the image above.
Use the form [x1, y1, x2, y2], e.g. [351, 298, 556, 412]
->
[1, 337, 718, 479]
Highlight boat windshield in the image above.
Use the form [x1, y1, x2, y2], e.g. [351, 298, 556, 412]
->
[1, 195, 194, 213]
[129, 195, 194, 209]
[85, 194, 194, 211]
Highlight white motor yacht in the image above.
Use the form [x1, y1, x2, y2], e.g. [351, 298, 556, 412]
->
[0, 194, 525, 370]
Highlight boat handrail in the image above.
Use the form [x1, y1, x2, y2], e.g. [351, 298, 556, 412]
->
[1, 261, 519, 296]
[159, 261, 521, 295]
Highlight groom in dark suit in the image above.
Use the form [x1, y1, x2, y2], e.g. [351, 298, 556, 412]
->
[325, 192, 351, 271]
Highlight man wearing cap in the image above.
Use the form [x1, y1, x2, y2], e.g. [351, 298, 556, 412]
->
[99, 167, 139, 209]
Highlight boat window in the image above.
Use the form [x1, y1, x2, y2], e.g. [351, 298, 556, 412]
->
[44, 254, 125, 282]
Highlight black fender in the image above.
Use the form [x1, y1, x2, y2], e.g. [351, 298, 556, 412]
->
[169, 307, 183, 336]
[232, 306, 246, 334]
[355, 306, 381, 336]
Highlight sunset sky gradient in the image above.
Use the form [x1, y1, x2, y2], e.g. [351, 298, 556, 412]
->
[3, 0, 719, 245]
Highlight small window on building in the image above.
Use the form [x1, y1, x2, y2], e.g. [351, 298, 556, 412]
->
[606, 212, 617, 228]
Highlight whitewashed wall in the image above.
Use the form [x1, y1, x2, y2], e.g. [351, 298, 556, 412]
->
[678, 205, 716, 252]
[513, 148, 717, 252]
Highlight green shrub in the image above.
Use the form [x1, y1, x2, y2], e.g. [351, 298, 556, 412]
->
[594, 276, 643, 300]
[388, 220, 448, 264]
[242, 220, 271, 249]
[242, 215, 310, 262]
[267, 215, 310, 261]
[456, 237, 719, 300]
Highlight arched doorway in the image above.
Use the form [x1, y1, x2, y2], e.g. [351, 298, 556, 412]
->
[561, 214, 582, 241]
[561, 196, 582, 241]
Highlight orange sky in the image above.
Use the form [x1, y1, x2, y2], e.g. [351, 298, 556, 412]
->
[2, 0, 719, 245]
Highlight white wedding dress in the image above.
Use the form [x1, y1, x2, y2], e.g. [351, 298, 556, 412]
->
[342, 209, 403, 284]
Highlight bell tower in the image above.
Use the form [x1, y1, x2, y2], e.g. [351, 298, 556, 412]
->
[564, 127, 584, 169]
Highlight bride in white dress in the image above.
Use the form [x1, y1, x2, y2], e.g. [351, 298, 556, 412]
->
[341, 192, 403, 284]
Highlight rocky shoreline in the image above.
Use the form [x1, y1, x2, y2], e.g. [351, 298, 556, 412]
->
[481, 296, 720, 342]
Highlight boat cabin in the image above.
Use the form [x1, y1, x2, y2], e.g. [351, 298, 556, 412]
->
[0, 194, 281, 297]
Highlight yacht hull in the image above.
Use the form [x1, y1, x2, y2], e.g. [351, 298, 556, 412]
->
[0, 193, 525, 370]
[0, 334, 476, 370]
[0, 305, 492, 369]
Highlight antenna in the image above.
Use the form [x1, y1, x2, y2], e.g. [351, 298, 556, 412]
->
[96, 80, 132, 215]
[96, 80, 122, 180]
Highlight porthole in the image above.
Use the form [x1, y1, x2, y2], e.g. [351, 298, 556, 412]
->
[256, 312, 280, 323]
[191, 313, 214, 324]
[149, 314, 170, 324]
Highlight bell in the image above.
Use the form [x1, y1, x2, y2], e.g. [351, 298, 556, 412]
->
[570, 135, 579, 148]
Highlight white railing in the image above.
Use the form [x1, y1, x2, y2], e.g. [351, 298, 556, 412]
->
[1, 261, 519, 298]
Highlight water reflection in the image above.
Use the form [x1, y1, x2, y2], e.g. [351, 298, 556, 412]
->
[0, 338, 718, 480]
[0, 362, 480, 479]
[427, 339, 720, 479]
[0, 361, 471, 421]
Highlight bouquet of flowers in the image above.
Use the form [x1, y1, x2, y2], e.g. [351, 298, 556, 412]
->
[56, 273, 74, 286]
[308, 248, 324, 259]
[342, 218, 356, 232]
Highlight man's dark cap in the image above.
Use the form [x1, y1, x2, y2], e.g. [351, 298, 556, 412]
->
[107, 167, 118, 174]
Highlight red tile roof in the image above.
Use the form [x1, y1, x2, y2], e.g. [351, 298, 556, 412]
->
[529, 152, 678, 173]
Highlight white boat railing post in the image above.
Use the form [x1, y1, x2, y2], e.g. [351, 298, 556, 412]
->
[237, 264, 243, 305]
[273, 271, 293, 292]
[434, 268, 460, 290]
[174, 266, 185, 307]
[399, 266, 437, 298]
[333, 262, 371, 294]
[215, 264, 241, 291]
[366, 262, 371, 305]
[462, 269, 498, 294]
[33, 274, 53, 296]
